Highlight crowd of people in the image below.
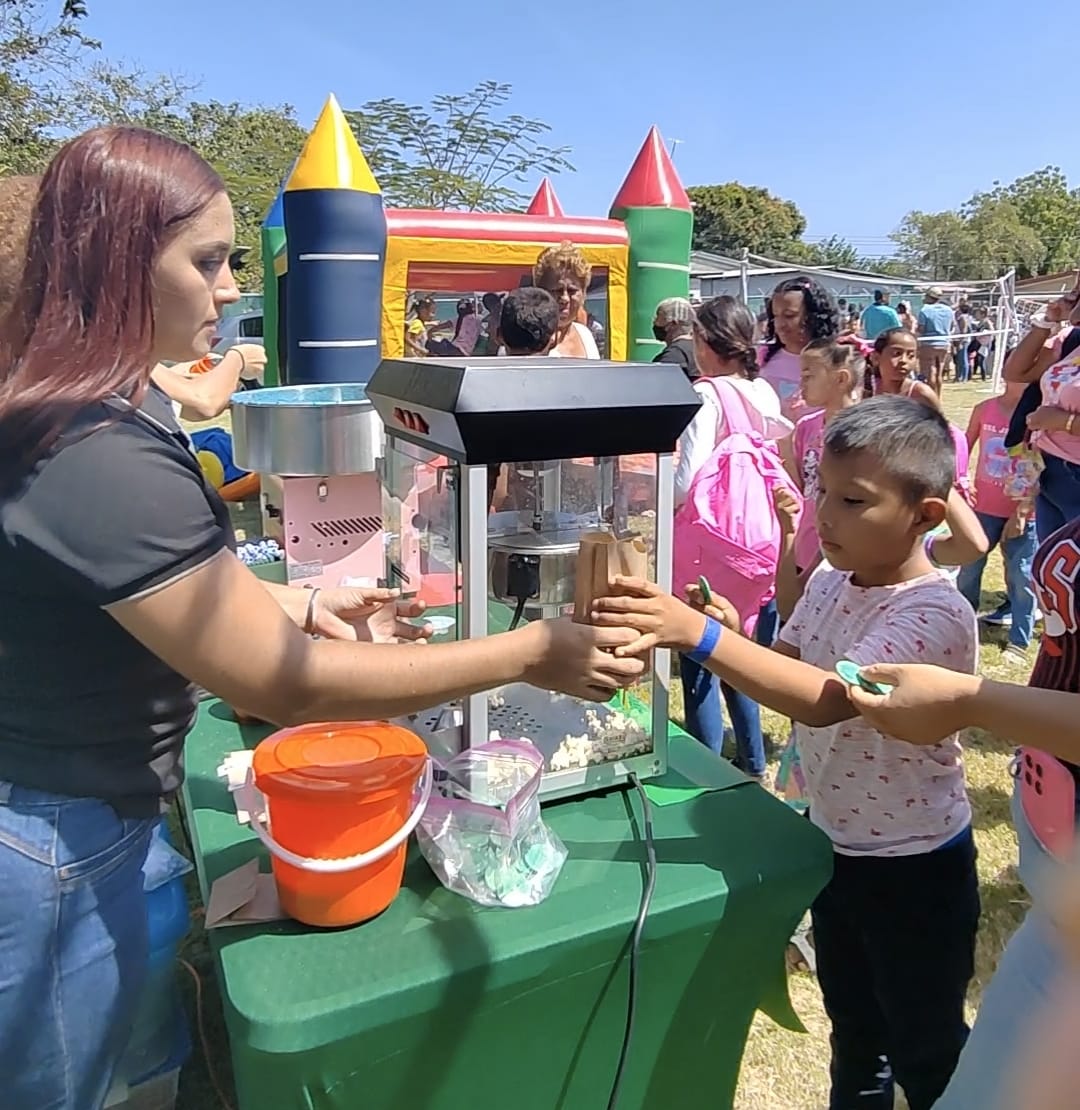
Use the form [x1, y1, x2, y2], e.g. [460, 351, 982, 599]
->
[2, 119, 1080, 1110]
[607, 271, 1080, 1109]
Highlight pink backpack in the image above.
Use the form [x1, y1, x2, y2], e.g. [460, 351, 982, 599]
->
[673, 378, 803, 636]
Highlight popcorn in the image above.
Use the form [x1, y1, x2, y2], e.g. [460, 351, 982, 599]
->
[549, 709, 650, 772]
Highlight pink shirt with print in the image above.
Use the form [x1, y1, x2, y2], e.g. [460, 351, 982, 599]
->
[791, 409, 826, 570]
[759, 347, 818, 424]
[779, 565, 977, 857]
[1033, 348, 1080, 466]
[970, 396, 1016, 519]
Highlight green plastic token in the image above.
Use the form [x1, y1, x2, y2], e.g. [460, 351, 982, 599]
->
[835, 659, 891, 696]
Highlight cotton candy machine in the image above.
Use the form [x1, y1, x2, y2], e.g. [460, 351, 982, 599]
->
[231, 384, 385, 590]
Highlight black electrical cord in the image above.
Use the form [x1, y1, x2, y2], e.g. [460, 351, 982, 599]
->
[606, 773, 657, 1110]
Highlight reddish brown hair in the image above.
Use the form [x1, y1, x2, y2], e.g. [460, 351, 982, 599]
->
[0, 127, 225, 477]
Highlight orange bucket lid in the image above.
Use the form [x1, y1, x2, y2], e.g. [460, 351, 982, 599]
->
[253, 721, 427, 802]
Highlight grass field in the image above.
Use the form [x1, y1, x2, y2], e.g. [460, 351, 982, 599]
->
[174, 381, 1029, 1110]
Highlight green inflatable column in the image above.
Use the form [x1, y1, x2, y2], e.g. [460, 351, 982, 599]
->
[610, 127, 693, 363]
[260, 182, 286, 387]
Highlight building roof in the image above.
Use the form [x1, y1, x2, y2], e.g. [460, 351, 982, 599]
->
[690, 249, 918, 287]
[1015, 269, 1078, 294]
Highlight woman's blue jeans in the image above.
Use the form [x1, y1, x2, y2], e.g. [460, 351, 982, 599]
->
[0, 783, 155, 1110]
[1036, 452, 1080, 540]
[679, 599, 777, 776]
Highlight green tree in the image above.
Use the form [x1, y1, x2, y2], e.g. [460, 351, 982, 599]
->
[687, 182, 807, 256]
[789, 235, 861, 270]
[343, 81, 574, 211]
[0, 0, 98, 174]
[892, 200, 1047, 281]
[966, 167, 1080, 276]
[891, 210, 979, 281]
[45, 61, 305, 290]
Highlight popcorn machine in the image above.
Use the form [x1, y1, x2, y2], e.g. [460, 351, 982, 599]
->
[366, 356, 700, 801]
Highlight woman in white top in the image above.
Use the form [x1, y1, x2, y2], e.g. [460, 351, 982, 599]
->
[533, 240, 601, 359]
[675, 295, 791, 782]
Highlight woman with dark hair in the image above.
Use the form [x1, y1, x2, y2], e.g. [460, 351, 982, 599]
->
[674, 296, 791, 780]
[0, 128, 642, 1109]
[760, 276, 841, 421]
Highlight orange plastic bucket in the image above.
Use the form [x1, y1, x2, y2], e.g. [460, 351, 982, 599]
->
[248, 722, 431, 927]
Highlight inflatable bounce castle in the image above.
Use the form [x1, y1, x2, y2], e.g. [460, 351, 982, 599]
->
[260, 94, 695, 387]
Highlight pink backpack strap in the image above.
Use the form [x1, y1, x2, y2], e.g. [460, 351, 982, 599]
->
[697, 376, 755, 438]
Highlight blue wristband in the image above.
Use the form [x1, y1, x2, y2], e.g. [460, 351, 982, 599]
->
[687, 616, 722, 664]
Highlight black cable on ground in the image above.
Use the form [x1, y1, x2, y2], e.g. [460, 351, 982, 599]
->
[606, 773, 657, 1110]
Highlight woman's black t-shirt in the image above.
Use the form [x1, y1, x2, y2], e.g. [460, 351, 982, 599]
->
[0, 384, 233, 815]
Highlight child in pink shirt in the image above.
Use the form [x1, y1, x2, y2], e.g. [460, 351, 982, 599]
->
[957, 383, 1038, 659]
[593, 396, 979, 1110]
[783, 338, 863, 573]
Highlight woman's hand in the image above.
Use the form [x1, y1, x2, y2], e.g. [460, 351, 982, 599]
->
[311, 586, 431, 644]
[1045, 274, 1080, 325]
[1027, 405, 1073, 434]
[591, 576, 708, 656]
[521, 618, 647, 701]
[845, 662, 981, 744]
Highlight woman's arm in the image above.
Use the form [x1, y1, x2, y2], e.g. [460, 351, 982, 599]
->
[108, 550, 645, 726]
[151, 345, 266, 421]
[1004, 327, 1061, 383]
[848, 663, 1080, 758]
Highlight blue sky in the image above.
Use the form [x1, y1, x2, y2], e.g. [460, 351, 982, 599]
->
[85, 0, 1072, 254]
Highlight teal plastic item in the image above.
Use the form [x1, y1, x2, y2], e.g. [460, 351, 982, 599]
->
[835, 659, 892, 696]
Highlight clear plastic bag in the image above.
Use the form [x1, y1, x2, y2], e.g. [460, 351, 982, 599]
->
[415, 739, 567, 908]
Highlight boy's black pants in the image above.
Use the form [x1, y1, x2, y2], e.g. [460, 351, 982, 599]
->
[812, 827, 980, 1110]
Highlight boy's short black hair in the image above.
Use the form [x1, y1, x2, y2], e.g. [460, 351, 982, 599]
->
[499, 287, 558, 353]
[823, 395, 955, 502]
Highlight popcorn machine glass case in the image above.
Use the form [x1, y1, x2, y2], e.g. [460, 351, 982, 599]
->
[367, 357, 700, 801]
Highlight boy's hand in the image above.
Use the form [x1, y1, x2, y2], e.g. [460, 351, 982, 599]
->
[592, 576, 707, 656]
[684, 583, 741, 632]
[773, 487, 800, 537]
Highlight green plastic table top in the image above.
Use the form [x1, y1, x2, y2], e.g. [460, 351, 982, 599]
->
[182, 701, 832, 1110]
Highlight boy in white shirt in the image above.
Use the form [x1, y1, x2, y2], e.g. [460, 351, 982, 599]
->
[592, 395, 979, 1110]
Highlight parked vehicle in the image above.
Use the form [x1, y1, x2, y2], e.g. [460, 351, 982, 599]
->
[212, 311, 264, 352]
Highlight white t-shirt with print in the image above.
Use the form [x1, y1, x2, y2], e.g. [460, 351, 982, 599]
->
[778, 565, 977, 857]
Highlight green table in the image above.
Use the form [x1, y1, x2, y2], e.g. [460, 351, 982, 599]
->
[182, 702, 831, 1110]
